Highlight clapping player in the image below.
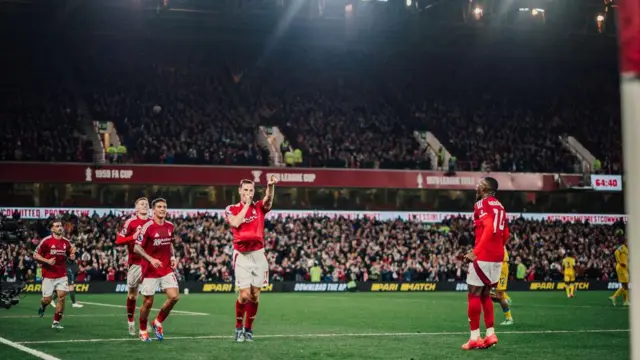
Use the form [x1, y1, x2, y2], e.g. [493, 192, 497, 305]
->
[225, 176, 277, 342]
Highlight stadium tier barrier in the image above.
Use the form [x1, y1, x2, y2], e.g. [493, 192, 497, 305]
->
[0, 207, 628, 224]
[18, 281, 628, 294]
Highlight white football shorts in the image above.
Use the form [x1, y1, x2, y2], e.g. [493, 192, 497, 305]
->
[127, 264, 143, 289]
[467, 260, 502, 287]
[233, 248, 269, 290]
[140, 273, 179, 296]
[42, 277, 69, 298]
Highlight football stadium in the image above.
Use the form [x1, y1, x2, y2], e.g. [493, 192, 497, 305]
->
[0, 1, 637, 359]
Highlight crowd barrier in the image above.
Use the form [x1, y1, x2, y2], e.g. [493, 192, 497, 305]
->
[19, 281, 625, 294]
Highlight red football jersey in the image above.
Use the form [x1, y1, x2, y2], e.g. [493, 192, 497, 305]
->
[473, 196, 510, 262]
[225, 200, 270, 252]
[116, 216, 150, 266]
[35, 236, 73, 279]
[136, 220, 175, 278]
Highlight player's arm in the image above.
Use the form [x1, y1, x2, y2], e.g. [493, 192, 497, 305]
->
[115, 219, 137, 245]
[133, 227, 162, 268]
[227, 204, 251, 228]
[33, 241, 54, 265]
[262, 175, 278, 212]
[473, 214, 495, 258]
[621, 250, 628, 268]
[170, 244, 177, 269]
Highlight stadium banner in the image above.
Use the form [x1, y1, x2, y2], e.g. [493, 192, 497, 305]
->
[0, 162, 582, 191]
[591, 174, 623, 191]
[0, 206, 627, 225]
[18, 281, 622, 294]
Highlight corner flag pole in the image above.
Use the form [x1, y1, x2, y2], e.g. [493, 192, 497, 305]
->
[618, 0, 640, 358]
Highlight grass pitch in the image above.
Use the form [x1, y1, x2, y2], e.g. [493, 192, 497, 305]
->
[0, 291, 629, 360]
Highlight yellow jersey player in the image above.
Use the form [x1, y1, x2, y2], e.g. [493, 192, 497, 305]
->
[562, 252, 576, 298]
[610, 239, 629, 306]
[492, 246, 513, 325]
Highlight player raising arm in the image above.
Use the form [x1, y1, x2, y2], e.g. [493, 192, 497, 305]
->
[134, 198, 179, 342]
[462, 177, 509, 350]
[34, 220, 75, 329]
[226, 176, 277, 342]
[115, 197, 150, 336]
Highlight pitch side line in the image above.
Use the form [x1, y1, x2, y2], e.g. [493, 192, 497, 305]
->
[0, 337, 61, 360]
[0, 313, 204, 319]
[16, 329, 629, 345]
[79, 301, 209, 316]
[296, 295, 623, 309]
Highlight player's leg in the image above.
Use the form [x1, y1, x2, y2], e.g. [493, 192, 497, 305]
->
[52, 277, 69, 329]
[39, 278, 54, 318]
[611, 268, 626, 305]
[233, 251, 253, 342]
[622, 282, 630, 306]
[243, 250, 268, 341]
[478, 262, 501, 348]
[495, 290, 513, 325]
[138, 278, 158, 342]
[462, 261, 486, 350]
[564, 275, 571, 298]
[126, 265, 142, 335]
[243, 287, 261, 341]
[152, 273, 180, 340]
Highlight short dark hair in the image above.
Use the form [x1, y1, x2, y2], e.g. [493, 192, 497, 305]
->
[483, 177, 499, 193]
[151, 198, 167, 208]
[50, 219, 62, 228]
[239, 179, 254, 187]
[135, 197, 148, 205]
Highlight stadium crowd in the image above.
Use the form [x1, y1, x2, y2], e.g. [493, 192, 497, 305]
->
[0, 214, 625, 284]
[1, 37, 621, 174]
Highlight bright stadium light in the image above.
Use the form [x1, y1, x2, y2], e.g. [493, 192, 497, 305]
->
[597, 14, 605, 22]
[473, 7, 482, 15]
[406, 0, 411, 6]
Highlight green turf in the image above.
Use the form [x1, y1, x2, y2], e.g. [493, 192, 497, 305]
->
[0, 291, 630, 360]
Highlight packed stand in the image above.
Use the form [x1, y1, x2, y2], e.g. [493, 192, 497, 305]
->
[0, 50, 93, 163]
[77, 41, 268, 167]
[0, 213, 625, 284]
[390, 46, 621, 174]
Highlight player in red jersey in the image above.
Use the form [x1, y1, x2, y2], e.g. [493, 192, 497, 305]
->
[116, 197, 150, 336]
[462, 177, 510, 350]
[225, 176, 277, 342]
[34, 220, 76, 329]
[134, 198, 179, 342]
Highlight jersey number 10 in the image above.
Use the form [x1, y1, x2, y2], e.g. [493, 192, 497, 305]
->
[492, 209, 506, 233]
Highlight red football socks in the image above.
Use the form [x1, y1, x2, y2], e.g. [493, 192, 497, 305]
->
[467, 293, 482, 331]
[245, 301, 259, 331]
[126, 298, 136, 322]
[139, 316, 148, 331]
[481, 295, 495, 329]
[54, 311, 63, 322]
[156, 309, 170, 324]
[236, 300, 246, 328]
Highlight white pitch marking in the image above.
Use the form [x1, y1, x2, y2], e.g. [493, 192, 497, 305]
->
[0, 313, 203, 319]
[16, 329, 629, 345]
[0, 336, 62, 360]
[79, 301, 209, 316]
